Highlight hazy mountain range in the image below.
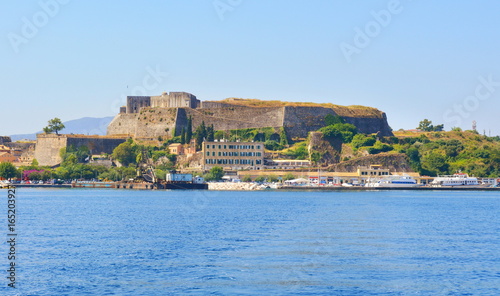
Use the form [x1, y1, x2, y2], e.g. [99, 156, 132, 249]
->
[10, 117, 114, 141]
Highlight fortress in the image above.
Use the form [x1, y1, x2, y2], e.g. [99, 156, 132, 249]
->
[107, 91, 393, 139]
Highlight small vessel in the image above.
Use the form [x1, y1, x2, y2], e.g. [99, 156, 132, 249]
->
[430, 173, 481, 187]
[365, 174, 419, 188]
[143, 169, 208, 190]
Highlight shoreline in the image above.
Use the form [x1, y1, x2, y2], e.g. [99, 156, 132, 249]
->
[5, 183, 499, 191]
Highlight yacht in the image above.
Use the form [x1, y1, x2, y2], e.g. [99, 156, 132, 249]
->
[365, 174, 419, 188]
[430, 173, 480, 187]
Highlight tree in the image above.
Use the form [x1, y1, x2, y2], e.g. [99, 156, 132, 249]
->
[112, 141, 136, 166]
[44, 118, 65, 135]
[180, 127, 186, 144]
[0, 162, 17, 179]
[186, 116, 193, 143]
[195, 121, 207, 150]
[205, 166, 224, 181]
[279, 127, 289, 147]
[241, 175, 252, 182]
[207, 124, 215, 142]
[324, 114, 345, 126]
[421, 152, 449, 176]
[417, 119, 444, 132]
[319, 123, 358, 143]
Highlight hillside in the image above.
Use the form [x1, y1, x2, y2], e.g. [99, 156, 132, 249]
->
[347, 130, 500, 177]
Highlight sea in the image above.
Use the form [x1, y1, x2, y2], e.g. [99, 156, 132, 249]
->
[1, 188, 499, 295]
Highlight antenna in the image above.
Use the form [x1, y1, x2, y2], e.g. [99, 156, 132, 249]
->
[472, 120, 477, 131]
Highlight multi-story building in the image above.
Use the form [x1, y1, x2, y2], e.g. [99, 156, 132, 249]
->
[202, 141, 264, 170]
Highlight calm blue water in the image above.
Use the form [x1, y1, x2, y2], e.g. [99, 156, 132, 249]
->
[1, 188, 499, 295]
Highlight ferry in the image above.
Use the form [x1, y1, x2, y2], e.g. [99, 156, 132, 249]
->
[430, 173, 481, 187]
[365, 175, 419, 188]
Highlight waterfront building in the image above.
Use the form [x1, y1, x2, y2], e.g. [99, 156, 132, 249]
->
[202, 140, 264, 170]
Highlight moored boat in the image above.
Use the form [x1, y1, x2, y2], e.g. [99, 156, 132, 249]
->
[365, 174, 419, 188]
[430, 173, 482, 187]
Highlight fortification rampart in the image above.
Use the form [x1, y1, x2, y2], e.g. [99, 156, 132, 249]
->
[108, 94, 394, 139]
[35, 134, 128, 166]
[0, 136, 12, 144]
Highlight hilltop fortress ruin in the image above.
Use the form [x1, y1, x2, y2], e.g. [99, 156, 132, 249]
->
[107, 92, 393, 139]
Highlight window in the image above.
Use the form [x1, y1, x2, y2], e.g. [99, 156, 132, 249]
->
[212, 145, 215, 149]
[218, 145, 221, 149]
[257, 145, 261, 149]
[206, 145, 209, 149]
[224, 145, 226, 149]
[212, 152, 215, 156]
[218, 152, 221, 156]
[206, 152, 209, 156]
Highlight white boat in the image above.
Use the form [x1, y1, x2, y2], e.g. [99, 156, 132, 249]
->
[365, 175, 419, 188]
[430, 173, 481, 187]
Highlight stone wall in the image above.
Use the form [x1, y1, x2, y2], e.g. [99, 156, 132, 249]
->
[34, 134, 68, 166]
[151, 92, 199, 109]
[108, 102, 393, 140]
[282, 106, 393, 139]
[35, 134, 128, 166]
[343, 113, 392, 136]
[107, 113, 138, 136]
[127, 96, 151, 114]
[0, 136, 12, 144]
[133, 108, 178, 138]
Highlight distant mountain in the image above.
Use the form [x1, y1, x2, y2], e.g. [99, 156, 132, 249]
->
[10, 116, 114, 141]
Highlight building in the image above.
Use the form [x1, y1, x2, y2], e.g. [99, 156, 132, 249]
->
[357, 165, 391, 177]
[0, 152, 17, 163]
[202, 141, 264, 170]
[264, 159, 311, 170]
[168, 143, 184, 155]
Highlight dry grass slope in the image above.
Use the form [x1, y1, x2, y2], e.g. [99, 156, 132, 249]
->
[212, 98, 383, 118]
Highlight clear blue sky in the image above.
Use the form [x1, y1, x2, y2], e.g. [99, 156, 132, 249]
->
[2, 0, 500, 136]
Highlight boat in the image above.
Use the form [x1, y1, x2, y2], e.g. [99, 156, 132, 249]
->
[143, 169, 208, 190]
[430, 173, 482, 187]
[365, 174, 419, 188]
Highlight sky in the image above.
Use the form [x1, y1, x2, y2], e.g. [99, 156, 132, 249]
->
[2, 0, 500, 136]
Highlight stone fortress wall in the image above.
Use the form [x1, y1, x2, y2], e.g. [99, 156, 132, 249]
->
[108, 91, 394, 140]
[34, 134, 128, 166]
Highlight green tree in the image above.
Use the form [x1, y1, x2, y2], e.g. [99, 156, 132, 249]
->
[186, 116, 193, 143]
[180, 127, 186, 144]
[241, 175, 252, 182]
[205, 166, 224, 181]
[0, 162, 17, 179]
[268, 174, 279, 182]
[319, 123, 358, 143]
[421, 152, 449, 176]
[351, 134, 376, 149]
[254, 175, 266, 182]
[44, 118, 65, 135]
[207, 124, 215, 142]
[112, 142, 136, 166]
[283, 173, 296, 181]
[324, 114, 345, 126]
[195, 121, 207, 150]
[279, 127, 289, 147]
[417, 119, 433, 131]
